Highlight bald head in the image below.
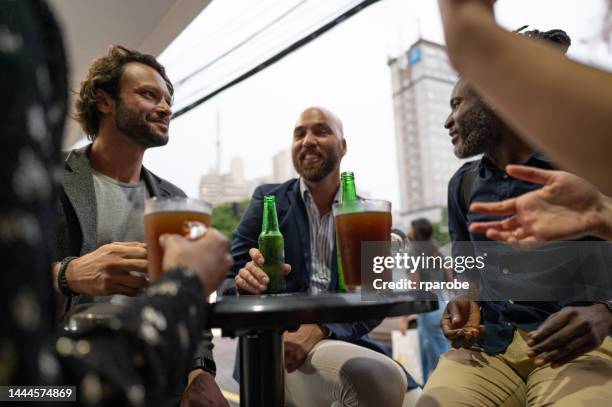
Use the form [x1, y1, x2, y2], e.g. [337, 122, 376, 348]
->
[295, 106, 344, 139]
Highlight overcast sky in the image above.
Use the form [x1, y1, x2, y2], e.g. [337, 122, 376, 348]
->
[133, 0, 612, 210]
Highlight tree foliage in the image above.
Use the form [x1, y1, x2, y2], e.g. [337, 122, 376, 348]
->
[433, 207, 450, 244]
[211, 199, 251, 239]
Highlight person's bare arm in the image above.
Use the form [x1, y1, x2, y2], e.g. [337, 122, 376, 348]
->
[439, 0, 612, 195]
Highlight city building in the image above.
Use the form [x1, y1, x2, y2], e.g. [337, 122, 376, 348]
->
[199, 156, 276, 206]
[199, 157, 252, 205]
[272, 149, 297, 183]
[388, 39, 462, 221]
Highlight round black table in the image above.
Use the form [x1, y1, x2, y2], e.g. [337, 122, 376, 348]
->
[208, 291, 438, 407]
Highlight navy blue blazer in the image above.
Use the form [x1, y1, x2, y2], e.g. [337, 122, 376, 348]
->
[223, 178, 388, 353]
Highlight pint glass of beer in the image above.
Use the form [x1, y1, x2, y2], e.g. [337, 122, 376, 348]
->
[144, 197, 212, 280]
[333, 199, 392, 290]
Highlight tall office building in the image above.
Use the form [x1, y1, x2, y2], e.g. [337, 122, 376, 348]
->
[388, 39, 461, 217]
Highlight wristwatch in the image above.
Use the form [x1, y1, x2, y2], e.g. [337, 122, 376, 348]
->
[58, 256, 78, 297]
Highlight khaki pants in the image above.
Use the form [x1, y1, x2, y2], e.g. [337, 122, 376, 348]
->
[417, 330, 612, 407]
[285, 339, 420, 407]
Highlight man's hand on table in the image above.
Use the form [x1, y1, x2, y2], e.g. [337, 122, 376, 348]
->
[441, 298, 484, 349]
[234, 248, 291, 294]
[527, 304, 612, 367]
[283, 324, 328, 372]
[180, 370, 229, 407]
[64, 242, 149, 297]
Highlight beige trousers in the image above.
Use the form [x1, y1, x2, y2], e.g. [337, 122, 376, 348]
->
[284, 339, 419, 407]
[417, 330, 612, 407]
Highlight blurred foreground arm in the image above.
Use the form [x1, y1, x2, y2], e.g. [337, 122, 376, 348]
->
[68, 230, 232, 403]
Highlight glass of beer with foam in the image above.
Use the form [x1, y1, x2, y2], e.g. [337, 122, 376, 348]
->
[144, 197, 212, 280]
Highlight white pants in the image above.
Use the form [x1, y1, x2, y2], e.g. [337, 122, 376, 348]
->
[285, 340, 420, 407]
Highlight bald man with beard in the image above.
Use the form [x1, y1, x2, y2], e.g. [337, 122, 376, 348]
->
[224, 107, 421, 406]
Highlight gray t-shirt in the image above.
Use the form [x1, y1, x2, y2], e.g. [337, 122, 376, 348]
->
[92, 170, 147, 246]
[92, 170, 148, 304]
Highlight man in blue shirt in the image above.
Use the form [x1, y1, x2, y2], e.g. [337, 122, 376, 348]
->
[417, 29, 612, 407]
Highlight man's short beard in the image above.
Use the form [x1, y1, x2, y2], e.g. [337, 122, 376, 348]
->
[454, 103, 503, 159]
[293, 154, 338, 182]
[115, 99, 168, 148]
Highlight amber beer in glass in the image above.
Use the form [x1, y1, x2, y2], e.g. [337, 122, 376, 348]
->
[333, 199, 392, 290]
[144, 197, 212, 280]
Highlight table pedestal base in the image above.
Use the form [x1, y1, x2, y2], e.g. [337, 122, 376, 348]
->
[239, 330, 284, 407]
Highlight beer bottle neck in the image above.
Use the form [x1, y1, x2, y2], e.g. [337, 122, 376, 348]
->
[341, 172, 357, 203]
[262, 196, 281, 234]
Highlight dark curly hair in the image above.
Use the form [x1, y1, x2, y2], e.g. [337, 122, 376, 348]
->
[515, 25, 572, 54]
[73, 45, 173, 140]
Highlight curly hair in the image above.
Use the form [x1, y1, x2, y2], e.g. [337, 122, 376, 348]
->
[515, 25, 572, 54]
[73, 45, 173, 139]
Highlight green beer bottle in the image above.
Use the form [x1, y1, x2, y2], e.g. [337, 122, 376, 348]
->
[335, 171, 358, 292]
[259, 195, 286, 293]
[341, 171, 358, 204]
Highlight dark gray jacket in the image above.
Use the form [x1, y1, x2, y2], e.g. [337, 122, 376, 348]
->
[54, 145, 216, 375]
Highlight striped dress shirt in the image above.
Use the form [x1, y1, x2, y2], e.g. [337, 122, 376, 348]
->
[299, 178, 340, 294]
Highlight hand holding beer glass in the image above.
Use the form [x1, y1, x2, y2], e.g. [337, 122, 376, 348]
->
[333, 199, 399, 291]
[68, 198, 230, 332]
[159, 229, 233, 297]
[144, 197, 213, 281]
